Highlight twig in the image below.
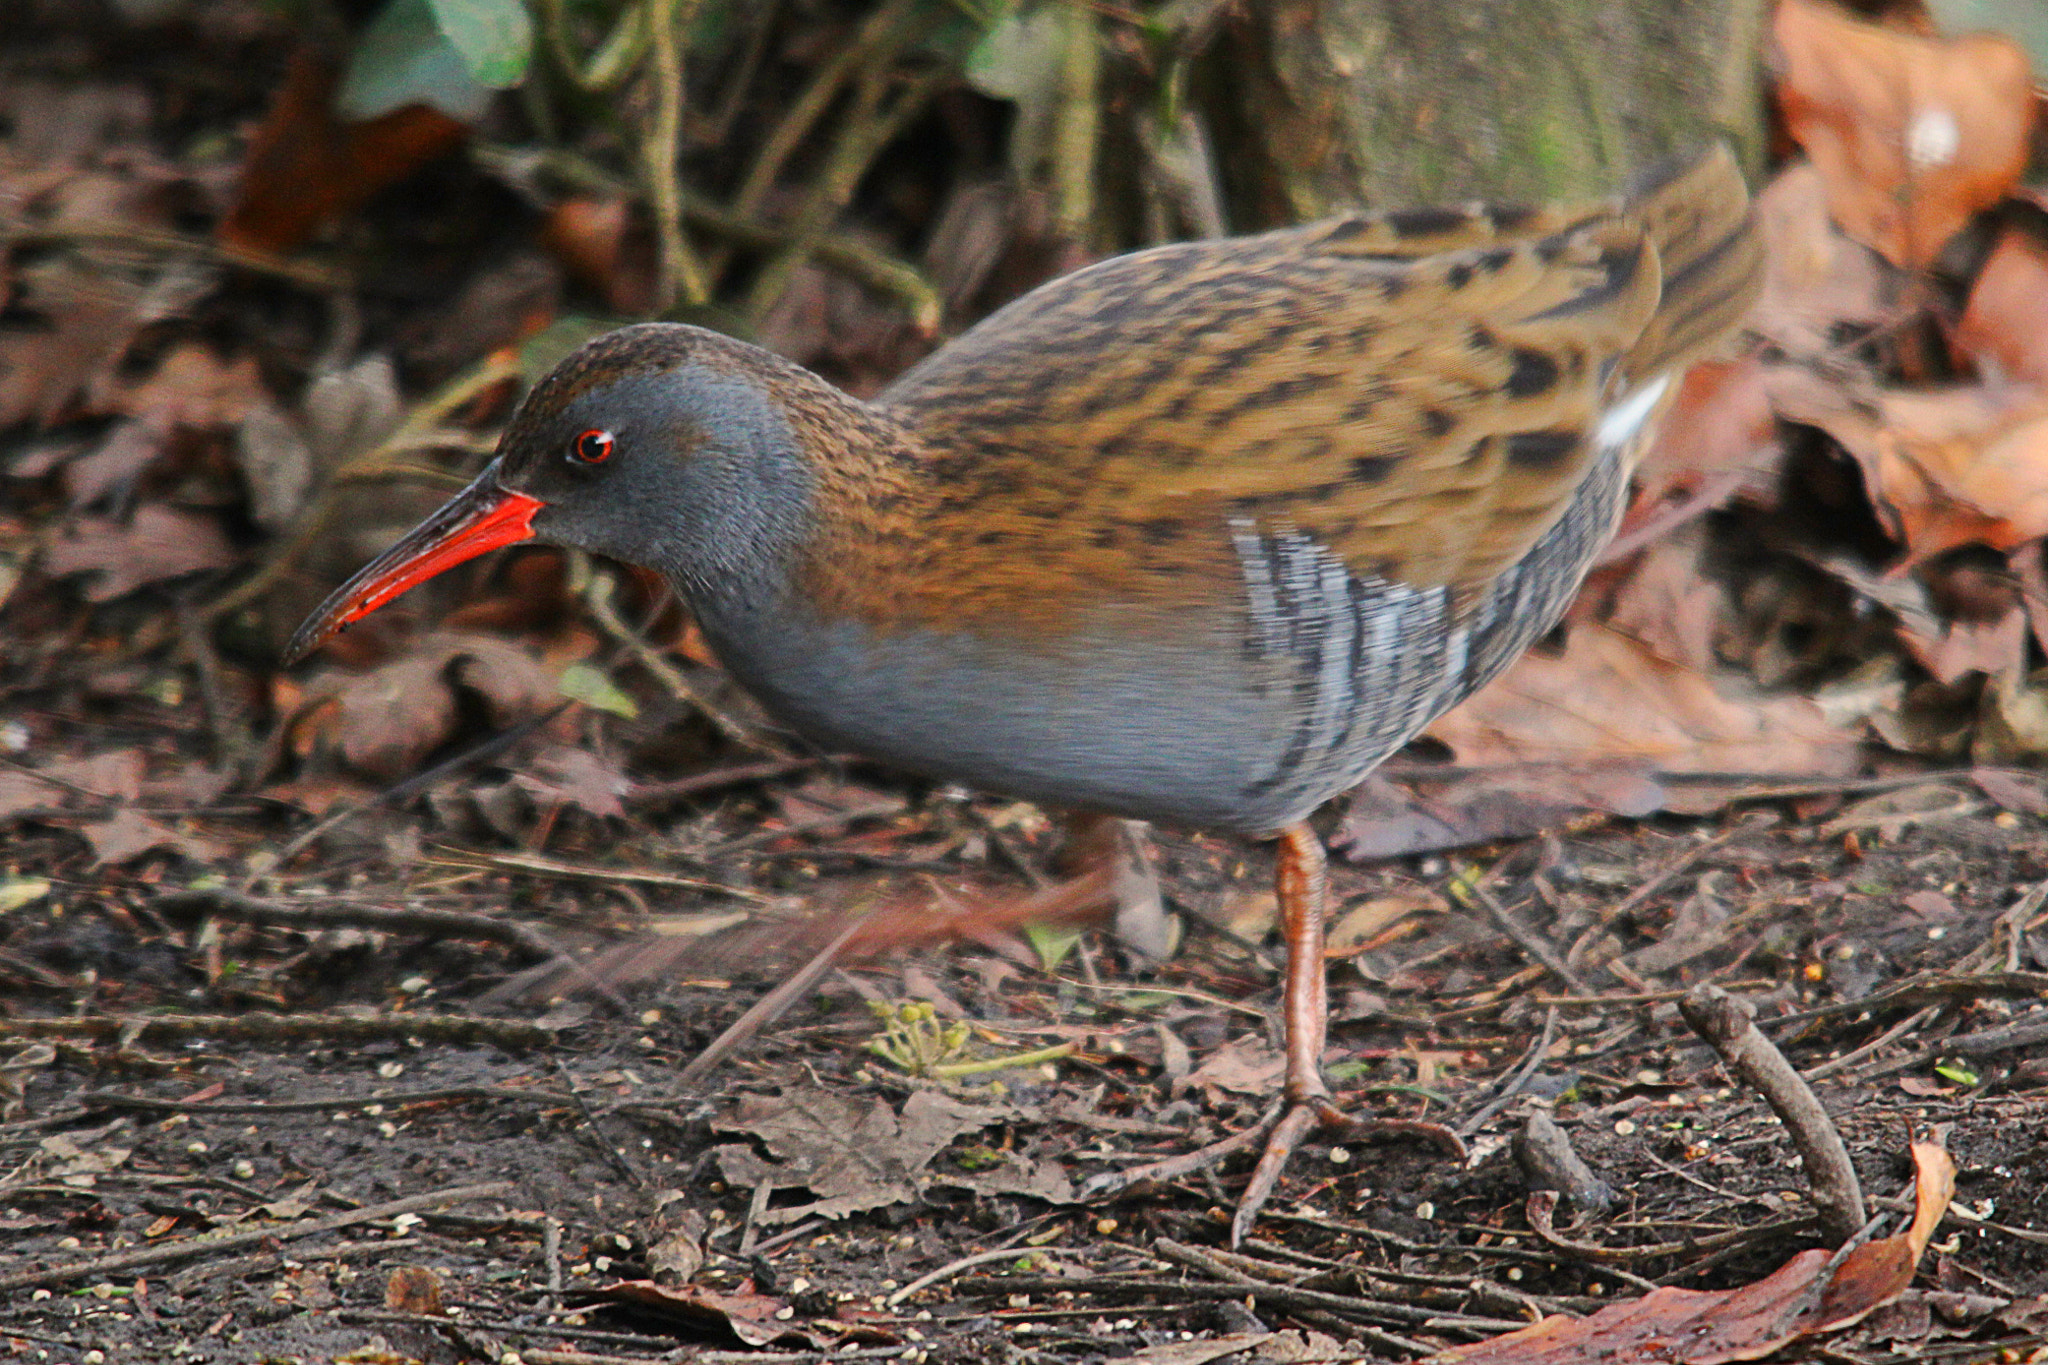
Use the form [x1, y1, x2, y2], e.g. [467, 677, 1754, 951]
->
[154, 885, 635, 1013]
[420, 845, 773, 902]
[581, 566, 777, 752]
[1, 1011, 558, 1050]
[676, 912, 874, 1085]
[625, 755, 817, 808]
[885, 1245, 1056, 1307]
[686, 199, 941, 331]
[744, 49, 947, 321]
[1153, 1238, 1434, 1354]
[1459, 1006, 1560, 1137]
[1765, 971, 2048, 1036]
[1681, 984, 1865, 1244]
[0, 1180, 514, 1292]
[640, 0, 709, 308]
[705, 796, 907, 857]
[73, 1083, 584, 1116]
[1464, 880, 1592, 995]
[960, 1274, 1525, 1335]
[1800, 1004, 1941, 1081]
[1050, 0, 1101, 240]
[0, 221, 345, 290]
[1524, 1188, 1815, 1266]
[721, 0, 922, 255]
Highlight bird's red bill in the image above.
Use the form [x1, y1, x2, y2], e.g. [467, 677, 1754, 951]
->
[281, 481, 543, 665]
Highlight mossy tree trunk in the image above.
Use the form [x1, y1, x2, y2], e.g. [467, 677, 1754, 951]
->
[1189, 0, 1769, 226]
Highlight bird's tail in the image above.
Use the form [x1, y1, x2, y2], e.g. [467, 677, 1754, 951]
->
[1620, 144, 1765, 385]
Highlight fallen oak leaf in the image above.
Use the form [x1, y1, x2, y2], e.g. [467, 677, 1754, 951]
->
[1953, 221, 2048, 386]
[80, 809, 228, 866]
[1772, 0, 2037, 269]
[301, 632, 560, 780]
[42, 504, 239, 601]
[1427, 625, 1859, 776]
[597, 1282, 818, 1349]
[1426, 1138, 1956, 1364]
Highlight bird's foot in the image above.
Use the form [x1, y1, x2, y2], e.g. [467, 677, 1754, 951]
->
[1083, 1093, 1466, 1246]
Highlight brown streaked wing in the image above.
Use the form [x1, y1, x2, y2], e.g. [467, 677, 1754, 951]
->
[881, 209, 1660, 610]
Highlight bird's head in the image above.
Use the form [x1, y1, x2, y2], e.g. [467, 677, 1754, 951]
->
[282, 324, 822, 665]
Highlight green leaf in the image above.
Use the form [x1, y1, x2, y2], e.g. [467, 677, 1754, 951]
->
[424, 0, 533, 88]
[559, 661, 639, 718]
[338, 0, 497, 122]
[1933, 1060, 1980, 1087]
[0, 876, 51, 914]
[1022, 921, 1082, 973]
[965, 3, 1061, 102]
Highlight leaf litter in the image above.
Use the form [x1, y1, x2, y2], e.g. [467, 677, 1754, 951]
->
[1, 3, 2047, 1362]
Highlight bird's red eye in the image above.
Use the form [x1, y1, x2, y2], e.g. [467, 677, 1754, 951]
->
[571, 429, 615, 465]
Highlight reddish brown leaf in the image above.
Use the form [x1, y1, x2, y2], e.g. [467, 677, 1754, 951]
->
[600, 1282, 816, 1349]
[1340, 765, 1668, 860]
[219, 49, 468, 254]
[1772, 0, 2036, 268]
[1627, 357, 1783, 519]
[1428, 625, 1859, 776]
[511, 745, 630, 820]
[0, 263, 150, 429]
[1954, 225, 2048, 386]
[542, 198, 655, 315]
[1427, 1140, 1955, 1363]
[41, 505, 239, 601]
[1771, 372, 2048, 562]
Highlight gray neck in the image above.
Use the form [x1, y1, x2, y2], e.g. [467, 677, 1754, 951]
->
[629, 367, 818, 621]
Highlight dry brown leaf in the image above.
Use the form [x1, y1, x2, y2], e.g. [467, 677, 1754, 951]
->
[1426, 1138, 1955, 1363]
[1954, 224, 2048, 386]
[1628, 356, 1784, 518]
[1340, 765, 1668, 860]
[1770, 371, 2048, 562]
[116, 344, 267, 430]
[59, 419, 170, 508]
[41, 504, 239, 601]
[0, 262, 151, 429]
[1750, 162, 1895, 356]
[316, 634, 558, 780]
[709, 1087, 1068, 1225]
[1428, 625, 1859, 775]
[1181, 1036, 1286, 1099]
[41, 751, 145, 801]
[80, 809, 227, 866]
[1895, 602, 2028, 686]
[1325, 888, 1447, 955]
[219, 49, 468, 254]
[599, 1282, 813, 1349]
[1874, 389, 2048, 558]
[1772, 0, 2036, 268]
[1604, 527, 1725, 674]
[512, 745, 630, 821]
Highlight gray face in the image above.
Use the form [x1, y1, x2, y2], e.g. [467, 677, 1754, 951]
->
[500, 365, 816, 612]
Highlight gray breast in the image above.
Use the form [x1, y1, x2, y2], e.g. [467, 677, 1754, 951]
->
[692, 441, 1632, 837]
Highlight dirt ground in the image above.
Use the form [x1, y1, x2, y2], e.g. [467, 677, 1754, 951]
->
[7, 2, 2048, 1362]
[3, 727, 2048, 1362]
